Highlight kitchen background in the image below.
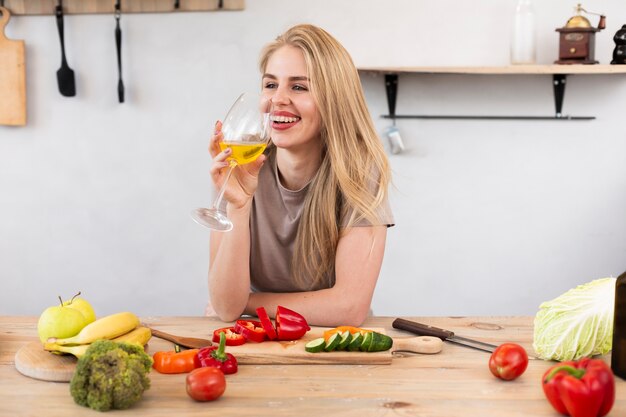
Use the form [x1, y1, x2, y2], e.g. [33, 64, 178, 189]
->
[1, 0, 624, 317]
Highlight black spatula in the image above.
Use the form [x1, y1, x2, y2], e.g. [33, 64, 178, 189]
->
[55, 1, 75, 97]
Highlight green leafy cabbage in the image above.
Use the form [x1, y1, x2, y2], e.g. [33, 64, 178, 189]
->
[533, 277, 616, 361]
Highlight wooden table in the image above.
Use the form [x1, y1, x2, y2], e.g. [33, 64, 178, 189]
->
[1, 316, 624, 416]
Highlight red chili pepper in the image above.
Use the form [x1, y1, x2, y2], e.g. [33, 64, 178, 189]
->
[212, 326, 246, 346]
[256, 306, 277, 340]
[275, 305, 310, 341]
[152, 345, 199, 374]
[195, 332, 238, 375]
[234, 320, 266, 343]
[542, 357, 615, 417]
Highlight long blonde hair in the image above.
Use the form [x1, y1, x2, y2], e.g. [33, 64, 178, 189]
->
[259, 24, 391, 289]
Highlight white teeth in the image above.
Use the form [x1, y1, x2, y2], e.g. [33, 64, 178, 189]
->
[271, 115, 300, 123]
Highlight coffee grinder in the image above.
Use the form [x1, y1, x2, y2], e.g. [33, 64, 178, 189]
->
[555, 3, 606, 64]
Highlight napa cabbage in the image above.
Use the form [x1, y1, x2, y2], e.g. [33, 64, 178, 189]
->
[533, 277, 616, 361]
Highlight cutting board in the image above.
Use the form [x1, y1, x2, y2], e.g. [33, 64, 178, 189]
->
[0, 6, 26, 126]
[14, 327, 442, 382]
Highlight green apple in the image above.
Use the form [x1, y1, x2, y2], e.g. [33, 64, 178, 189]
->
[37, 298, 88, 344]
[62, 292, 96, 324]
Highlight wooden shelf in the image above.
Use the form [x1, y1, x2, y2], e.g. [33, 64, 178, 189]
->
[359, 65, 626, 121]
[1, 0, 244, 15]
[358, 65, 626, 75]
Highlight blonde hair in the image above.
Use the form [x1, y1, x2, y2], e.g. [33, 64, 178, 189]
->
[259, 24, 391, 289]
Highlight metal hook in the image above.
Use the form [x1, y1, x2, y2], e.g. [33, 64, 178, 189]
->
[115, 0, 121, 19]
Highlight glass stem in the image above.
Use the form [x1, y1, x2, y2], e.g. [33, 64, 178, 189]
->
[212, 161, 237, 210]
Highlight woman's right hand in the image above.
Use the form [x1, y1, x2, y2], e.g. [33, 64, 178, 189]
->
[209, 121, 266, 210]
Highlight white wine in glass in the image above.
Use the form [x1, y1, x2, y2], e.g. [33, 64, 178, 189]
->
[191, 92, 272, 231]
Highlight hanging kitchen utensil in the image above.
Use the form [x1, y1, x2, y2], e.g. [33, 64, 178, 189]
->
[115, 0, 124, 103]
[55, 0, 75, 97]
[0, 5, 26, 126]
[392, 318, 499, 354]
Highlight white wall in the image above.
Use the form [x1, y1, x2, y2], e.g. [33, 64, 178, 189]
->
[1, 0, 625, 317]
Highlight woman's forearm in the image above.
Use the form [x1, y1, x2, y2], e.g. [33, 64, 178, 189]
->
[208, 203, 254, 321]
[245, 286, 372, 327]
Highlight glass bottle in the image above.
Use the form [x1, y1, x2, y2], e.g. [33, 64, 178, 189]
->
[511, 0, 536, 64]
[612, 271, 626, 379]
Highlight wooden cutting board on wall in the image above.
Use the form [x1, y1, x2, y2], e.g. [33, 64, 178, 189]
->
[0, 6, 26, 126]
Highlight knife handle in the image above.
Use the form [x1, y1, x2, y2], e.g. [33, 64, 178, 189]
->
[392, 318, 454, 340]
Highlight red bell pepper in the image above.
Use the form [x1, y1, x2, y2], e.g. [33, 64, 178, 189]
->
[542, 357, 615, 417]
[256, 306, 277, 340]
[195, 332, 238, 375]
[234, 320, 266, 343]
[275, 305, 310, 341]
[212, 326, 246, 346]
[152, 345, 199, 374]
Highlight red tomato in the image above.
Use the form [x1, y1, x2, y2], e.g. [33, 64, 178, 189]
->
[489, 343, 529, 381]
[186, 367, 226, 402]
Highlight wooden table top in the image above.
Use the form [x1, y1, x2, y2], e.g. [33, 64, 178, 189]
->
[1, 315, 624, 416]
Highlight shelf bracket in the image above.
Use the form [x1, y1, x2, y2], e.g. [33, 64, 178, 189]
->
[384, 74, 398, 120]
[553, 74, 566, 118]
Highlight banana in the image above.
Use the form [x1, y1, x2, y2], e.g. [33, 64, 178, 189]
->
[44, 326, 152, 358]
[112, 326, 152, 346]
[48, 311, 140, 346]
[44, 342, 90, 358]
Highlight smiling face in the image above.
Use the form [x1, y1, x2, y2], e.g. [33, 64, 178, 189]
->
[262, 45, 322, 153]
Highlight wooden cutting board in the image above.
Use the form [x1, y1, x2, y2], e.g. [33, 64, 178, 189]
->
[0, 6, 26, 126]
[14, 327, 442, 382]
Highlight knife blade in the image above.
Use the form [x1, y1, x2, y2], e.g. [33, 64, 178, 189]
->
[392, 318, 499, 354]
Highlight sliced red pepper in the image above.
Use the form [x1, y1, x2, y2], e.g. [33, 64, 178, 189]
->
[234, 320, 267, 343]
[195, 332, 238, 375]
[152, 345, 199, 374]
[256, 306, 277, 340]
[542, 357, 615, 417]
[275, 305, 310, 341]
[212, 326, 246, 346]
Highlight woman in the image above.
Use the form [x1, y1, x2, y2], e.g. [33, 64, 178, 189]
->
[207, 24, 393, 326]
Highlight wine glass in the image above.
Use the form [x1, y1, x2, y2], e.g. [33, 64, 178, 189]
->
[191, 92, 272, 231]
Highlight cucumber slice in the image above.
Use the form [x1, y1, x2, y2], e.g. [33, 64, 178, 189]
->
[347, 332, 363, 351]
[324, 332, 342, 352]
[360, 331, 373, 351]
[337, 331, 352, 350]
[367, 332, 393, 352]
[305, 338, 326, 353]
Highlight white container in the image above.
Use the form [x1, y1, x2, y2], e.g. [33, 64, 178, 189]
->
[511, 0, 536, 64]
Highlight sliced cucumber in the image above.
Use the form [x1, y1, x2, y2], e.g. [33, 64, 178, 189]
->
[359, 331, 373, 352]
[347, 332, 363, 351]
[324, 332, 342, 352]
[367, 332, 393, 352]
[305, 338, 326, 353]
[337, 331, 352, 350]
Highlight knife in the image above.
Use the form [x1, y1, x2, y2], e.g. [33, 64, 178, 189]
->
[392, 318, 499, 354]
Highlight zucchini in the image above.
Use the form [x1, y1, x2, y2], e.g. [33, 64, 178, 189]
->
[367, 332, 393, 352]
[347, 332, 363, 351]
[359, 331, 373, 352]
[337, 331, 352, 350]
[305, 337, 326, 353]
[324, 332, 342, 352]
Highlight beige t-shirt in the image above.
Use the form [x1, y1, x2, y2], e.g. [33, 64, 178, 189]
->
[248, 150, 394, 293]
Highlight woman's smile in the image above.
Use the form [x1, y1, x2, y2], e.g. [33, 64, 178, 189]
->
[271, 111, 301, 130]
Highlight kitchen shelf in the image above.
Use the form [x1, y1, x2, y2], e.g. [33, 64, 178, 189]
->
[358, 65, 626, 121]
[1, 0, 244, 15]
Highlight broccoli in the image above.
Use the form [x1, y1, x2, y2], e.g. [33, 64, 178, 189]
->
[69, 339, 153, 412]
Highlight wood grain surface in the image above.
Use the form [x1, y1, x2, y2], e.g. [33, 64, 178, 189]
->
[0, 6, 26, 126]
[1, 316, 624, 417]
